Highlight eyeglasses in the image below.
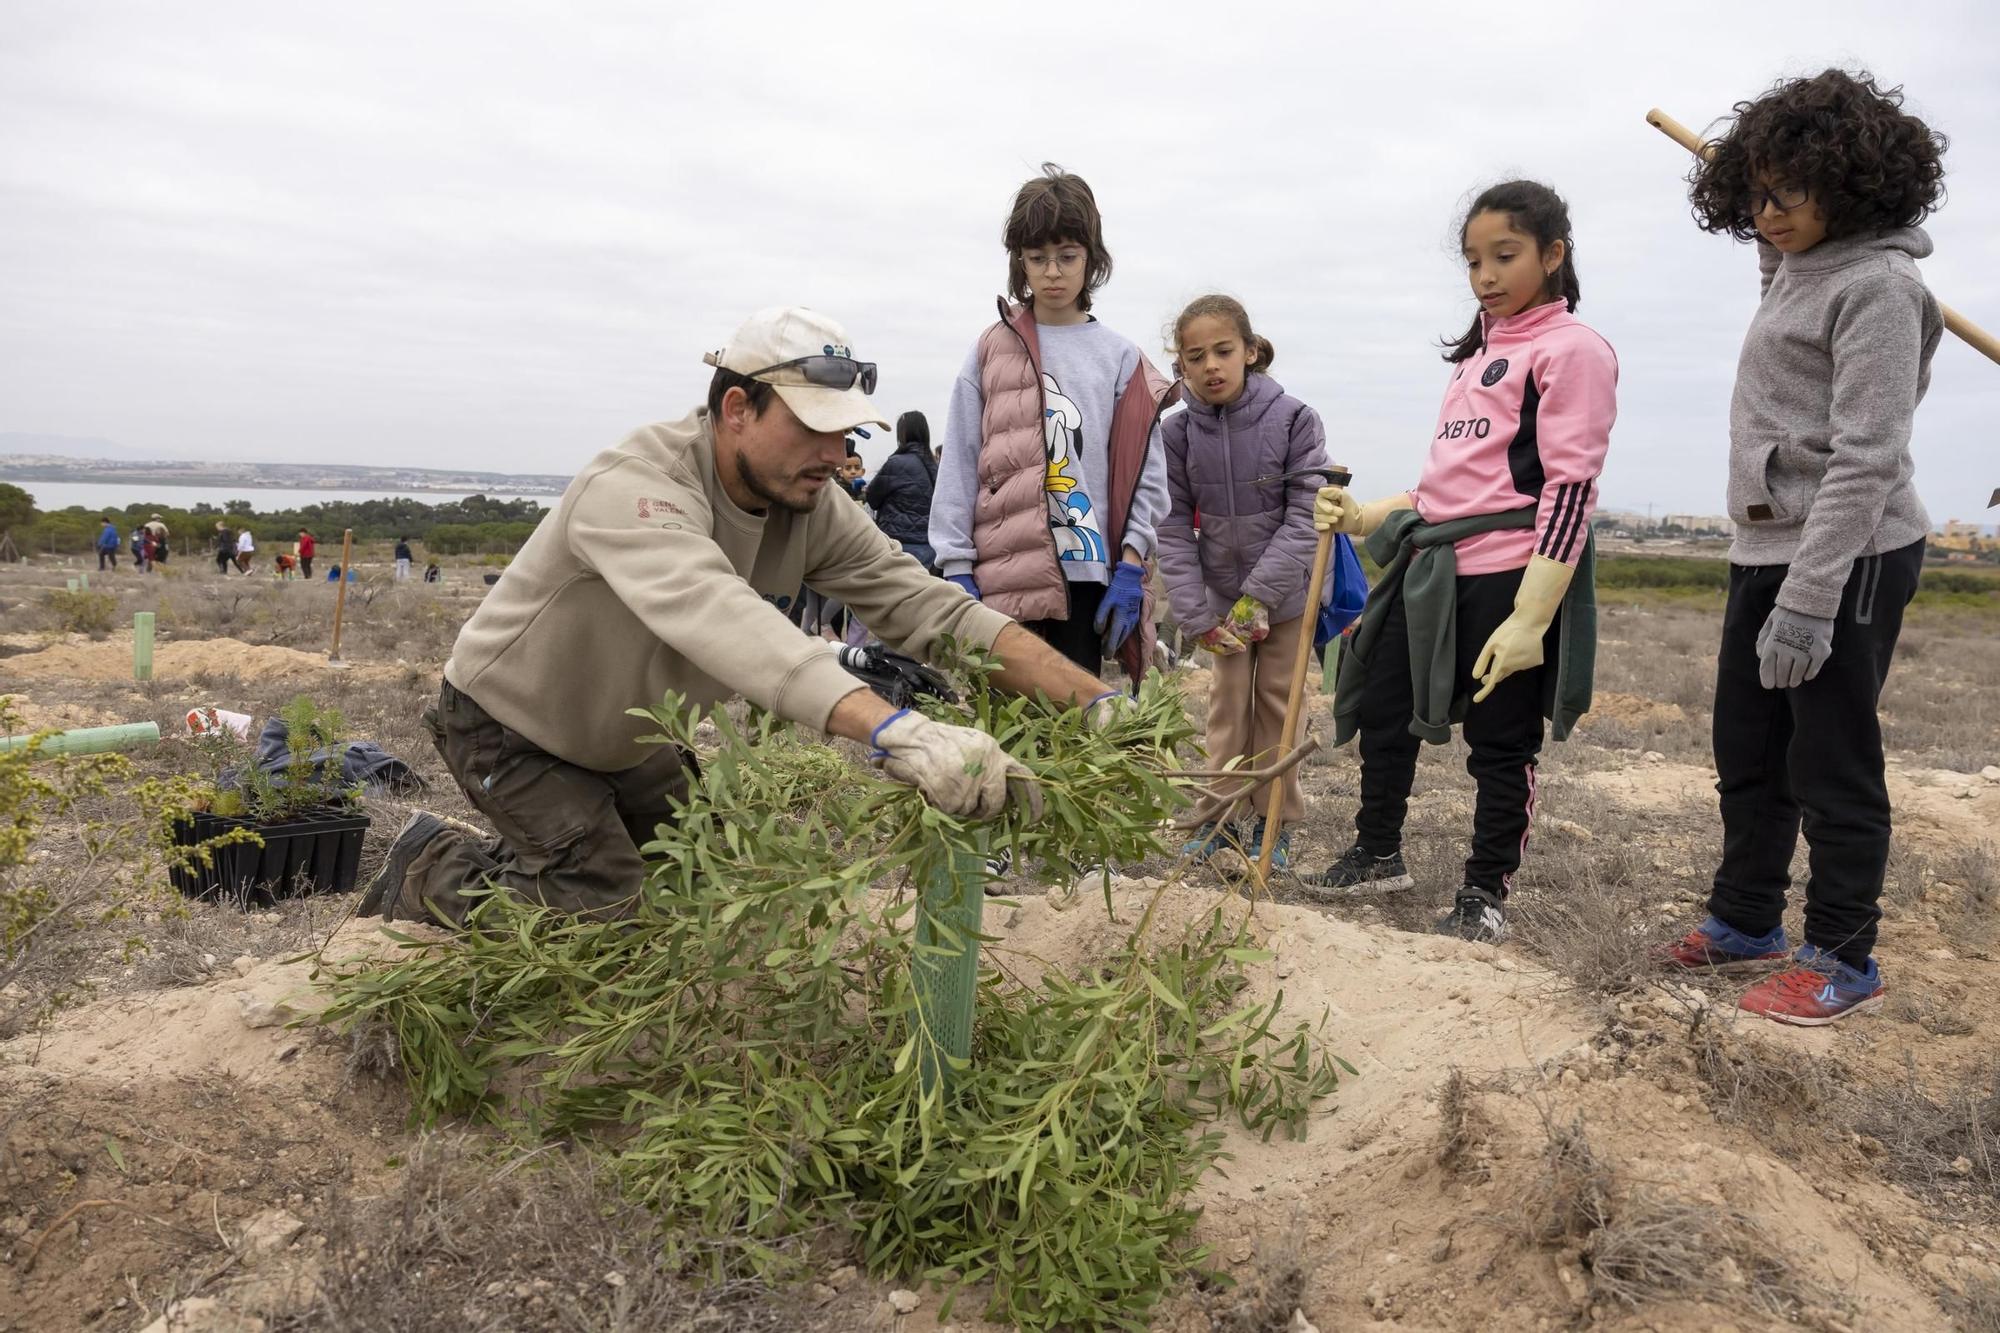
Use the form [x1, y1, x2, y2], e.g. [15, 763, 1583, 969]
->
[1744, 183, 1810, 216]
[704, 353, 878, 395]
[1020, 249, 1086, 274]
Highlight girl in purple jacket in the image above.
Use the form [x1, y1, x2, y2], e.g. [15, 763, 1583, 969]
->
[1157, 295, 1332, 874]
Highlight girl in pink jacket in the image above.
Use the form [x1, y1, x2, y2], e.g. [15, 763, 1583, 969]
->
[1308, 180, 1618, 944]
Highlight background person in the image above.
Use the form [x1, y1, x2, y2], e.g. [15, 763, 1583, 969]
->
[213, 521, 235, 574]
[394, 535, 414, 579]
[235, 526, 255, 572]
[867, 409, 940, 571]
[298, 529, 316, 579]
[95, 516, 120, 570]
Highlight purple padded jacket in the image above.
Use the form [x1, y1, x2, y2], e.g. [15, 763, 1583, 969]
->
[1156, 373, 1331, 633]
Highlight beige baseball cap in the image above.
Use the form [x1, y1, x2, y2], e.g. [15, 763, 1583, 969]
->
[702, 307, 890, 435]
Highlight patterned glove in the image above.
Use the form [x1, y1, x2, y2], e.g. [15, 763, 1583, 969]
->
[1094, 560, 1147, 654]
[1197, 624, 1247, 657]
[1227, 595, 1271, 644]
[1756, 606, 1835, 689]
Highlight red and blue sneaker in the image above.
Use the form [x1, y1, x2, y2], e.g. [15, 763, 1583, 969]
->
[1737, 945, 1884, 1027]
[1657, 916, 1789, 972]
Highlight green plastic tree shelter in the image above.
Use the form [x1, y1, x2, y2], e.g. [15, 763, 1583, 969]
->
[913, 839, 986, 1097]
[134, 611, 155, 681]
[0, 722, 162, 757]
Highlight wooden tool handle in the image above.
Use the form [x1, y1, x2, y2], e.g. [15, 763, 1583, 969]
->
[1648, 107, 2000, 368]
[1645, 107, 1714, 161]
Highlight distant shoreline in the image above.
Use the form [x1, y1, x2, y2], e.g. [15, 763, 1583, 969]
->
[0, 462, 566, 497]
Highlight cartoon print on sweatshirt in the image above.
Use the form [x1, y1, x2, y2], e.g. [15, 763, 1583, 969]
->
[1041, 372, 1107, 565]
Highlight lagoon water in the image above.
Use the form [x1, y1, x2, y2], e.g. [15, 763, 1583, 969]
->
[18, 481, 555, 513]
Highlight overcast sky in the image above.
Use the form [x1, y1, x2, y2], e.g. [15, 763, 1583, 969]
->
[3, 1, 1996, 520]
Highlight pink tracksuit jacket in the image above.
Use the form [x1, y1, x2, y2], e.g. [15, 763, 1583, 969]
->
[1407, 301, 1619, 575]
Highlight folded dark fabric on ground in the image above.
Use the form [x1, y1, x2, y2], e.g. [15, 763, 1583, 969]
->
[221, 717, 426, 797]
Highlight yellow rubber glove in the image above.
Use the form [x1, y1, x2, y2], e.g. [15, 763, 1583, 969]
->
[1471, 555, 1575, 703]
[1313, 487, 1414, 537]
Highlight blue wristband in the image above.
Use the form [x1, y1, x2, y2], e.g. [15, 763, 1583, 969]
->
[867, 707, 912, 759]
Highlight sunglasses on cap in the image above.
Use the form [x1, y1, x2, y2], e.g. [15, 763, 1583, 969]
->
[703, 352, 878, 395]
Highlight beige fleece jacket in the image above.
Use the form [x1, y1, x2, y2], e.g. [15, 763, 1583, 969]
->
[444, 409, 1013, 772]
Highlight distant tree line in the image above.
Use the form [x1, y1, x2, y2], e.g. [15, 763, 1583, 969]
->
[0, 482, 546, 557]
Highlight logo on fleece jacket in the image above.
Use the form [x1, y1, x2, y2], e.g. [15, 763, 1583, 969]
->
[1040, 372, 1107, 565]
[1481, 358, 1510, 387]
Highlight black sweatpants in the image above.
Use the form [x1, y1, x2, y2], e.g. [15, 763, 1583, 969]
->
[1022, 579, 1109, 675]
[1707, 540, 1922, 968]
[1353, 567, 1549, 895]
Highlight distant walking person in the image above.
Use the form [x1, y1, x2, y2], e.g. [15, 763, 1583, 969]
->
[145, 515, 170, 564]
[298, 529, 316, 579]
[235, 527, 256, 573]
[96, 517, 120, 571]
[866, 410, 940, 570]
[394, 536, 414, 580]
[213, 522, 235, 575]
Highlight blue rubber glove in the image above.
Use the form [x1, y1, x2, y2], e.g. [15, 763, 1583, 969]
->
[1094, 561, 1146, 654]
[948, 573, 980, 600]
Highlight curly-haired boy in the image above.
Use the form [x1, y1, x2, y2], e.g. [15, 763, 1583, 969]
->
[1660, 69, 1949, 1024]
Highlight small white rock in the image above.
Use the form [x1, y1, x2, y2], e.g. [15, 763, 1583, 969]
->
[603, 1271, 625, 1288]
[1290, 1311, 1322, 1333]
[238, 1207, 305, 1258]
[236, 995, 291, 1030]
[1642, 751, 1666, 764]
[887, 1288, 920, 1314]
[232, 954, 258, 977]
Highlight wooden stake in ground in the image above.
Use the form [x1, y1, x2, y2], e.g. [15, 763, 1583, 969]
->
[328, 528, 354, 667]
[1646, 107, 2000, 368]
[1255, 464, 1352, 893]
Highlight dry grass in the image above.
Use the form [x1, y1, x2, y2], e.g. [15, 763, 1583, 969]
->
[1587, 1193, 1831, 1316]
[1435, 1067, 1492, 1180]
[1848, 1055, 2000, 1208]
[272, 1135, 795, 1332]
[1200, 1223, 1309, 1333]
[1506, 1110, 1835, 1319]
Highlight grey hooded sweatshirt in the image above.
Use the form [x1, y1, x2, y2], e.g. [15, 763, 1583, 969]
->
[1728, 227, 1941, 618]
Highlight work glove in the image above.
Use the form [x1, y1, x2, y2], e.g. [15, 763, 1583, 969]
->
[1314, 488, 1412, 538]
[1755, 605, 1835, 689]
[1084, 689, 1132, 732]
[869, 709, 1043, 821]
[1196, 623, 1246, 657]
[1226, 594, 1270, 644]
[1313, 486, 1366, 534]
[947, 573, 980, 600]
[1094, 560, 1147, 655]
[1472, 555, 1575, 703]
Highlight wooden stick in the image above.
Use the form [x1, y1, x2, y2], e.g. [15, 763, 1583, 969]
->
[327, 528, 354, 665]
[1646, 107, 2000, 368]
[1254, 526, 1338, 893]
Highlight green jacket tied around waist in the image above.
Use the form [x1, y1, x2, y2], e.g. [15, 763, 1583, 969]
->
[1332, 506, 1596, 747]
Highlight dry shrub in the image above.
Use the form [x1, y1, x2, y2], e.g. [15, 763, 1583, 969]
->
[40, 587, 117, 634]
[1848, 1055, 2000, 1206]
[1508, 1112, 1834, 1319]
[1587, 1193, 1832, 1316]
[1688, 1017, 1842, 1156]
[1202, 1223, 1308, 1333]
[1508, 836, 1661, 998]
[1513, 1112, 1613, 1244]
[1436, 1067, 1491, 1179]
[1946, 1273, 2000, 1333]
[1935, 842, 2000, 949]
[278, 1134, 789, 1332]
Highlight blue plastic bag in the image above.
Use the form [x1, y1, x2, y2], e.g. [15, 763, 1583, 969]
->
[1313, 533, 1368, 650]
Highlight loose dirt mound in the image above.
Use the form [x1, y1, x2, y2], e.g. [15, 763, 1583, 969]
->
[0, 634, 397, 685]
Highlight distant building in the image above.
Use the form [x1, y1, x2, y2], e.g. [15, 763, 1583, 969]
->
[1933, 520, 1994, 555]
[1662, 514, 1736, 538]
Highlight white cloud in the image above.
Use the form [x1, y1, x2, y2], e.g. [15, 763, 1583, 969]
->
[2, 0, 1995, 520]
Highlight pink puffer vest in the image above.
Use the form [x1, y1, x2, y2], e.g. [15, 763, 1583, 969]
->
[969, 299, 1175, 682]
